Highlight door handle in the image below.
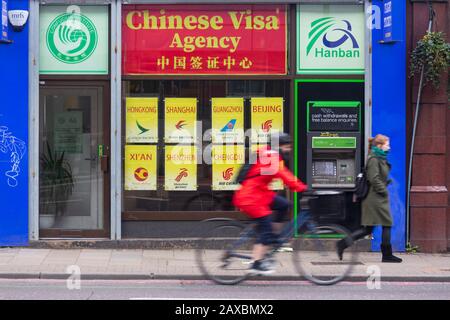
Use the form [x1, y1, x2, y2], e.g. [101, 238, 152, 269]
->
[84, 157, 97, 161]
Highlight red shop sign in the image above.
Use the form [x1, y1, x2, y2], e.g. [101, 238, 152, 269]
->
[122, 5, 287, 75]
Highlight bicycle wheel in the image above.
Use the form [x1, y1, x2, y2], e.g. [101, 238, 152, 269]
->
[292, 224, 357, 285]
[195, 219, 255, 285]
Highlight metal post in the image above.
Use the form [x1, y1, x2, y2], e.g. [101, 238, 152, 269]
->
[28, 0, 40, 241]
[111, 0, 122, 240]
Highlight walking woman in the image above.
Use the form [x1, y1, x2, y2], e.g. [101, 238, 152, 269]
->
[338, 134, 402, 263]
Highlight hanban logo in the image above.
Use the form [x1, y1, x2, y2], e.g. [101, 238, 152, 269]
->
[307, 17, 359, 58]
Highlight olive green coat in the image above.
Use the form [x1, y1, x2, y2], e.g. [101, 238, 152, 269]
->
[361, 153, 393, 226]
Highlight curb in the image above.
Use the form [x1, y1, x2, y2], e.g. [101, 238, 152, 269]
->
[1, 273, 450, 283]
[25, 239, 374, 251]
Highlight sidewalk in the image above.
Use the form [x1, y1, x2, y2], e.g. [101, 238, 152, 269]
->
[0, 248, 449, 282]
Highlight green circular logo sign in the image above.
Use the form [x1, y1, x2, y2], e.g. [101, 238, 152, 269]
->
[46, 13, 98, 64]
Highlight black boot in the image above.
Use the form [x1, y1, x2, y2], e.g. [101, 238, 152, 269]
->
[381, 244, 402, 263]
[336, 239, 348, 261]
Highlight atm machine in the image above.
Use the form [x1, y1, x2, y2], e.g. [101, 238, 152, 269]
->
[308, 135, 360, 189]
[304, 100, 362, 227]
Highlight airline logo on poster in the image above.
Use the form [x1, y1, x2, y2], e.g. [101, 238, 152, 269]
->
[134, 167, 149, 182]
[262, 119, 273, 133]
[136, 121, 149, 135]
[250, 97, 283, 143]
[222, 167, 234, 181]
[175, 168, 189, 182]
[212, 98, 244, 143]
[125, 145, 157, 190]
[297, 5, 364, 74]
[175, 120, 187, 130]
[126, 97, 158, 143]
[165, 146, 197, 191]
[165, 98, 197, 143]
[221, 119, 236, 132]
[212, 145, 244, 191]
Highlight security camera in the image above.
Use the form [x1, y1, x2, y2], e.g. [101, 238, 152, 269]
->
[8, 10, 29, 32]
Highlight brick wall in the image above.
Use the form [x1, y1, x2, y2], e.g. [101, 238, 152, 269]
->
[408, 0, 449, 252]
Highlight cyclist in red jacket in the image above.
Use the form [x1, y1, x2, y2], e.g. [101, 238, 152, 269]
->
[233, 133, 308, 275]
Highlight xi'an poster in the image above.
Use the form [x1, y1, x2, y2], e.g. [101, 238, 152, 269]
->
[126, 97, 159, 143]
[250, 97, 284, 143]
[165, 145, 197, 191]
[164, 98, 197, 143]
[124, 145, 157, 191]
[212, 145, 245, 191]
[211, 97, 244, 144]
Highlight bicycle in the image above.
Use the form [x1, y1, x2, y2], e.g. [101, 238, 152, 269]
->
[194, 190, 358, 286]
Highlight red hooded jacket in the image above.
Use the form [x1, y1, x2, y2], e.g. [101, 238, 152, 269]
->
[232, 146, 308, 218]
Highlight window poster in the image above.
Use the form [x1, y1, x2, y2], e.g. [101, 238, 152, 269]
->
[164, 98, 197, 143]
[212, 145, 245, 191]
[126, 97, 159, 143]
[54, 111, 83, 154]
[124, 145, 157, 191]
[165, 145, 197, 191]
[211, 97, 244, 144]
[250, 97, 284, 143]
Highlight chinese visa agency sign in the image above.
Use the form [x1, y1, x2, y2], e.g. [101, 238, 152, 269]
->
[297, 5, 365, 74]
[39, 5, 109, 75]
[122, 4, 287, 75]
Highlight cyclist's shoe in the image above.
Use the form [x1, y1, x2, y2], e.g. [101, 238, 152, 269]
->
[276, 244, 293, 252]
[248, 259, 275, 275]
[272, 236, 293, 252]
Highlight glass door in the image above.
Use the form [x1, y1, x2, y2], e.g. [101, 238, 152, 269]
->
[39, 83, 110, 238]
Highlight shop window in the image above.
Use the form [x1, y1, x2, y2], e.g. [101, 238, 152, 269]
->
[122, 80, 290, 213]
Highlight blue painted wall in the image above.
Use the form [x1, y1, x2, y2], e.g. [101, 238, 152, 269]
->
[371, 0, 406, 252]
[0, 0, 29, 246]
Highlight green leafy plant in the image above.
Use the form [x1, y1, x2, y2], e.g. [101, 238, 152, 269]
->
[39, 141, 75, 216]
[410, 31, 450, 89]
[406, 242, 420, 254]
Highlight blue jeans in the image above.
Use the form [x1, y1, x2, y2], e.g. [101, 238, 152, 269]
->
[255, 196, 292, 245]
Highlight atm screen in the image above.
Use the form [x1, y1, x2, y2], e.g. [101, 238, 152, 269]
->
[313, 161, 336, 176]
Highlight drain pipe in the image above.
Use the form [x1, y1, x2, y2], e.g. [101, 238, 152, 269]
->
[406, 1, 435, 245]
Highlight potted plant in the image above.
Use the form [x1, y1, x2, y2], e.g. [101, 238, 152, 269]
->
[39, 141, 75, 229]
[410, 31, 450, 89]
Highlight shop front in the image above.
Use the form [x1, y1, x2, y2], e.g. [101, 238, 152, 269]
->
[21, 0, 406, 251]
